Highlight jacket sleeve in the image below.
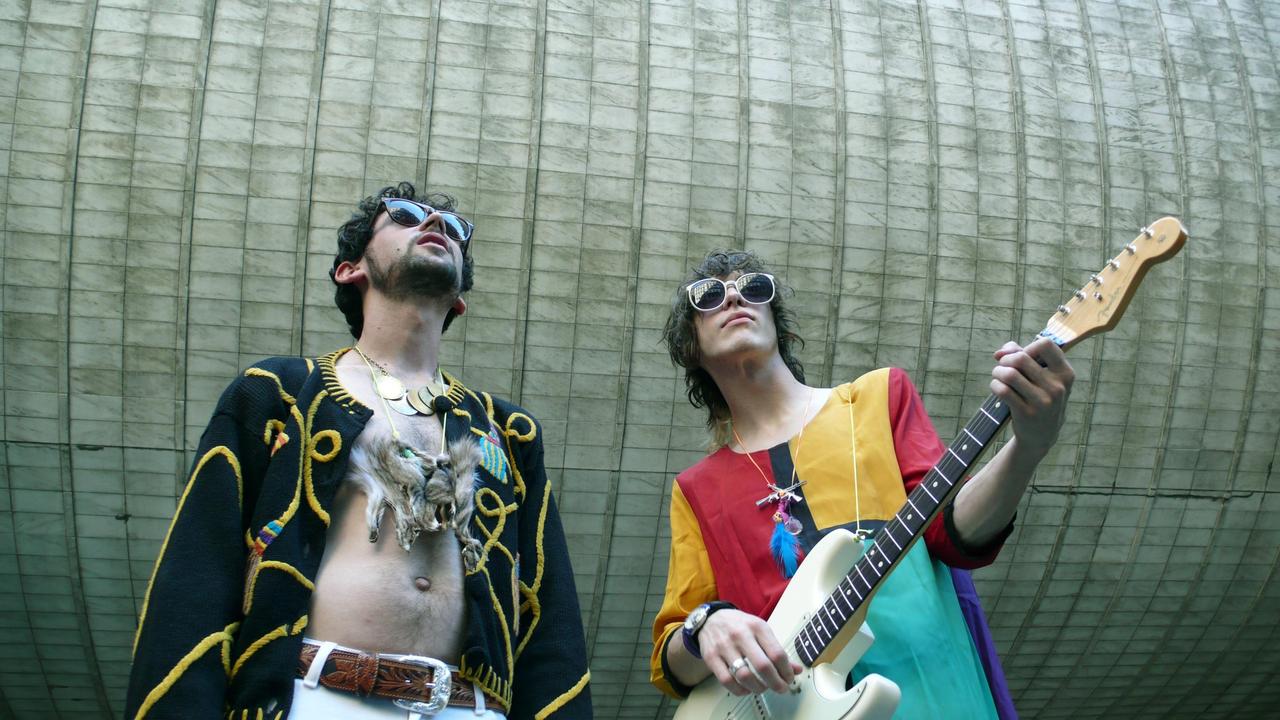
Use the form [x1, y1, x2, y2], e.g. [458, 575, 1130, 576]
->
[888, 367, 1012, 569]
[507, 421, 592, 719]
[125, 370, 279, 720]
[649, 480, 717, 699]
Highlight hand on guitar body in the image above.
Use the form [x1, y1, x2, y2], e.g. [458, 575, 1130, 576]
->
[668, 608, 803, 696]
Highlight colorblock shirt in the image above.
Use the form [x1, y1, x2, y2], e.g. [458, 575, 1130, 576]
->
[651, 368, 1015, 718]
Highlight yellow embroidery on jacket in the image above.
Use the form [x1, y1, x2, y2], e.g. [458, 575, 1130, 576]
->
[243, 561, 315, 614]
[459, 653, 513, 709]
[317, 350, 366, 410]
[534, 669, 590, 719]
[244, 368, 297, 406]
[515, 478, 552, 658]
[134, 446, 242, 655]
[473, 488, 517, 569]
[302, 392, 335, 525]
[134, 621, 240, 720]
[502, 412, 536, 498]
[230, 615, 308, 680]
[267, 419, 290, 457]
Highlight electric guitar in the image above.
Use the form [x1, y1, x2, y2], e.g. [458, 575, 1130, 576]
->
[674, 218, 1189, 720]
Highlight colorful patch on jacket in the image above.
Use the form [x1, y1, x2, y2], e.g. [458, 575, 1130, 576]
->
[480, 425, 510, 484]
[252, 520, 284, 555]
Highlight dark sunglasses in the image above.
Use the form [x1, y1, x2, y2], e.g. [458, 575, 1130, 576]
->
[686, 273, 776, 312]
[380, 198, 475, 251]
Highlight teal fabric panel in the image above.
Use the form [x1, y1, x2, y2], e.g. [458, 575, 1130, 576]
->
[851, 541, 997, 720]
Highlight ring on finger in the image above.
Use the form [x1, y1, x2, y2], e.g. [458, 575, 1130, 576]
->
[743, 657, 768, 686]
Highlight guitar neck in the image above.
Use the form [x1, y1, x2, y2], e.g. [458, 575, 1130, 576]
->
[793, 391, 1012, 667]
[790, 217, 1186, 668]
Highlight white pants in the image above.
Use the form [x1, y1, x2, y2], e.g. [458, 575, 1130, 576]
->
[288, 640, 505, 720]
[288, 681, 506, 720]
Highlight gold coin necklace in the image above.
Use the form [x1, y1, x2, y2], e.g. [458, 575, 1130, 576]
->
[353, 345, 448, 417]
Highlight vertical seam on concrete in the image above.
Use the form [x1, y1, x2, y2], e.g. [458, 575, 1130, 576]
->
[1092, 2, 1197, 713]
[599, 0, 652, 680]
[1195, 0, 1278, 698]
[1063, 0, 1170, 686]
[415, 0, 444, 191]
[1140, 0, 1194, 505]
[995, 0, 1047, 662]
[513, 0, 549, 405]
[295, 0, 334, 354]
[1130, 4, 1255, 709]
[1215, 0, 1267, 505]
[735, 0, 749, 239]
[912, 0, 939, 382]
[64, 0, 114, 712]
[821, 0, 848, 388]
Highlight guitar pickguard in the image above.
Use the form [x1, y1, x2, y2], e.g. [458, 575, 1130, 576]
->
[674, 529, 901, 720]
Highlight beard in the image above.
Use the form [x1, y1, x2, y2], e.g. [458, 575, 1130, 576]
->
[366, 250, 461, 301]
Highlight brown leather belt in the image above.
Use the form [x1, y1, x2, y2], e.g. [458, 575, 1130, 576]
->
[298, 641, 506, 714]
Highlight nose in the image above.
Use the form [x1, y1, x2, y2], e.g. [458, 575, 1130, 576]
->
[416, 208, 445, 233]
[722, 282, 744, 308]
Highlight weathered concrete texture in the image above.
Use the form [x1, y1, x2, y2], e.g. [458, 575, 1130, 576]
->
[1, 0, 1277, 716]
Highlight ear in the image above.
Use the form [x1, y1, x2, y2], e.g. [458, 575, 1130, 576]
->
[451, 296, 467, 316]
[333, 259, 365, 286]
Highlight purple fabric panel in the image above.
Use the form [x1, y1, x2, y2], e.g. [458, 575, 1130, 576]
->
[951, 568, 1018, 720]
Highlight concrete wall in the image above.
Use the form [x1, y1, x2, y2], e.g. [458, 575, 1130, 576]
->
[1, 0, 1277, 717]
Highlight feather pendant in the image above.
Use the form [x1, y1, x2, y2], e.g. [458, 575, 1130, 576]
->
[769, 520, 803, 578]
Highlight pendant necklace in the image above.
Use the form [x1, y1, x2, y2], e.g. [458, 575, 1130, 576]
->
[351, 346, 453, 455]
[733, 388, 814, 579]
[352, 345, 455, 418]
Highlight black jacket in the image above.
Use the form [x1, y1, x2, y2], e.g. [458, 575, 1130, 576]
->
[125, 350, 591, 719]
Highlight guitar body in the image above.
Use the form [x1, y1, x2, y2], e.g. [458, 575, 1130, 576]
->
[674, 529, 901, 720]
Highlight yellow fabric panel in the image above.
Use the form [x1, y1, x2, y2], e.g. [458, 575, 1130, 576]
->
[791, 368, 906, 528]
[649, 481, 717, 698]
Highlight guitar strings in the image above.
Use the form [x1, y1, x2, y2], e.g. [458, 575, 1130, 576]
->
[721, 626, 811, 717]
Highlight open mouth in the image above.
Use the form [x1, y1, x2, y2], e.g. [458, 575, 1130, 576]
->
[416, 232, 449, 249]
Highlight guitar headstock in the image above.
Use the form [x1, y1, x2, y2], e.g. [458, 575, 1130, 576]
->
[1040, 217, 1188, 351]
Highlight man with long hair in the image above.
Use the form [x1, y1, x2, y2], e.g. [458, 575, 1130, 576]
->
[127, 183, 591, 719]
[651, 249, 1073, 717]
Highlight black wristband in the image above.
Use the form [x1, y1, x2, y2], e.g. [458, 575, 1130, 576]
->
[681, 601, 736, 660]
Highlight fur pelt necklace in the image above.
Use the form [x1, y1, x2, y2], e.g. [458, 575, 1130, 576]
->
[347, 434, 483, 571]
[349, 346, 483, 571]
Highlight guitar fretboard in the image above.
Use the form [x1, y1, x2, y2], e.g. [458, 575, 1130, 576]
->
[793, 392, 1013, 666]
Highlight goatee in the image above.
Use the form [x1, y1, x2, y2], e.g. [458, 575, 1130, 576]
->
[367, 252, 460, 301]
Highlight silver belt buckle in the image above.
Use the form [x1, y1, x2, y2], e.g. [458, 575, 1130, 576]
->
[379, 653, 452, 716]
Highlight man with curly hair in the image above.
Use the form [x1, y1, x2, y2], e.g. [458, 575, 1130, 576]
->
[127, 183, 592, 720]
[651, 249, 1074, 718]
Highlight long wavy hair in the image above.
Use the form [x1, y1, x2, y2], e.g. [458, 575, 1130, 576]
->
[330, 181, 475, 338]
[661, 250, 805, 448]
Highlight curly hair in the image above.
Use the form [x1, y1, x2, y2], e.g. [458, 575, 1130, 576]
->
[330, 181, 475, 338]
[661, 249, 805, 445]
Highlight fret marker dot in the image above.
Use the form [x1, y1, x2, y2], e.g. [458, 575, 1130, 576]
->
[907, 514, 913, 520]
[995, 401, 1001, 407]
[878, 562, 883, 568]
[933, 482, 939, 488]
[963, 444, 968, 451]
